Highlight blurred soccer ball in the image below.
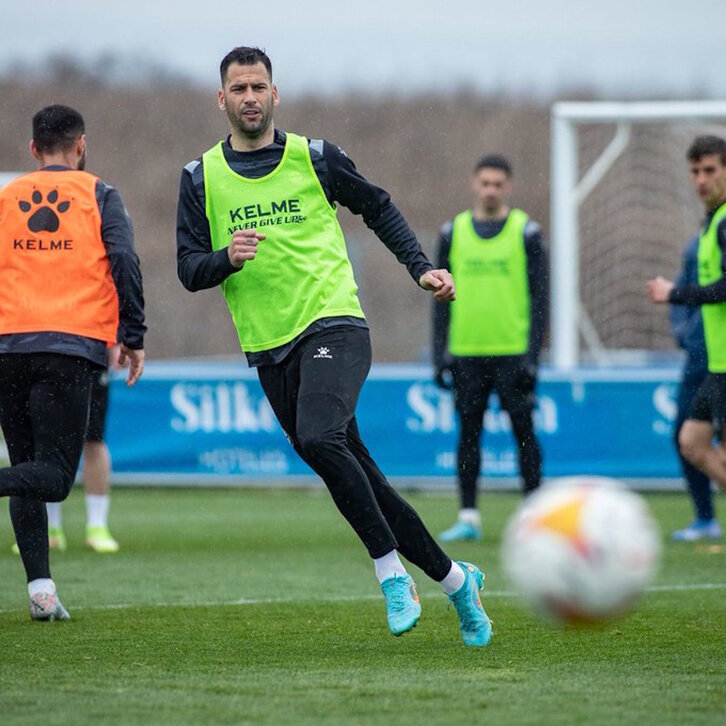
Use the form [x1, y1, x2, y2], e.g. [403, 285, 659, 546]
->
[501, 476, 661, 623]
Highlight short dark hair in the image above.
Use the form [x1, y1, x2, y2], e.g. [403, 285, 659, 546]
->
[474, 154, 512, 177]
[687, 135, 726, 165]
[220, 46, 272, 84]
[32, 105, 85, 154]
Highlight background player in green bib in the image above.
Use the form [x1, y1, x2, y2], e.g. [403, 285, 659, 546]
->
[649, 135, 726, 495]
[433, 155, 548, 542]
[176, 47, 492, 646]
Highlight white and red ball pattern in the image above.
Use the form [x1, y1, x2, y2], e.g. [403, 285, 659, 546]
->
[501, 476, 661, 623]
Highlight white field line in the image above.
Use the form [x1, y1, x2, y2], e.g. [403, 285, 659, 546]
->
[0, 582, 725, 616]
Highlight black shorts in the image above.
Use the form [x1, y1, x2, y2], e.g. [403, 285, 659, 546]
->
[85, 368, 109, 442]
[452, 355, 535, 419]
[688, 372, 726, 433]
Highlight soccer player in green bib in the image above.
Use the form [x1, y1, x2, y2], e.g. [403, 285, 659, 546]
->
[648, 135, 726, 497]
[176, 47, 492, 645]
[433, 155, 548, 541]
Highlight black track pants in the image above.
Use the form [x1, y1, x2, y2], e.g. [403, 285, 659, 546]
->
[452, 355, 542, 508]
[0, 353, 97, 581]
[258, 326, 452, 581]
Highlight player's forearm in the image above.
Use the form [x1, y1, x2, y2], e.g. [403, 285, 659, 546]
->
[99, 187, 146, 348]
[528, 267, 548, 363]
[177, 246, 238, 291]
[323, 142, 432, 282]
[669, 278, 726, 305]
[175, 170, 240, 291]
[526, 234, 549, 364]
[432, 300, 450, 368]
[528, 315, 546, 365]
[366, 203, 433, 282]
[674, 222, 726, 304]
[110, 252, 146, 349]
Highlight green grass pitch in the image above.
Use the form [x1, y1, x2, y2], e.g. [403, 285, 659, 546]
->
[1, 487, 724, 725]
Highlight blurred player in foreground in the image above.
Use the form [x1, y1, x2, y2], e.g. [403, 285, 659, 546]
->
[45, 345, 122, 553]
[0, 105, 145, 620]
[648, 135, 726, 499]
[176, 46, 492, 645]
[433, 155, 548, 542]
[668, 236, 720, 540]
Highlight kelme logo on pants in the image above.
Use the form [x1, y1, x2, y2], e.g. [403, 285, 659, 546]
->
[314, 347, 333, 359]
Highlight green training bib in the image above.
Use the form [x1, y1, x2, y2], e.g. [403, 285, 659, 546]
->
[697, 201, 726, 372]
[203, 133, 364, 352]
[448, 208, 530, 356]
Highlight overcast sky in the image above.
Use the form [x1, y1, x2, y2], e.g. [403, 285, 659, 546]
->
[1, 0, 724, 98]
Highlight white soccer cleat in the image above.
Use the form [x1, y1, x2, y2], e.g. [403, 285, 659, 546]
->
[29, 592, 71, 622]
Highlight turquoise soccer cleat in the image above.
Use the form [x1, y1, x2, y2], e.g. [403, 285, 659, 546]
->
[380, 573, 421, 636]
[448, 561, 492, 646]
[671, 519, 721, 542]
[438, 520, 482, 543]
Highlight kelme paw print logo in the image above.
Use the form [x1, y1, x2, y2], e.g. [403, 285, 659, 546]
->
[18, 190, 71, 233]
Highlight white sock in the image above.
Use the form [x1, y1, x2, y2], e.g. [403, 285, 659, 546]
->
[373, 550, 407, 583]
[86, 494, 110, 529]
[438, 561, 466, 595]
[46, 502, 62, 529]
[459, 508, 481, 526]
[28, 578, 56, 597]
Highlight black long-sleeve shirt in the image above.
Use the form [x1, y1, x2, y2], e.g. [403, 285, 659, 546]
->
[0, 166, 146, 366]
[176, 130, 433, 366]
[669, 207, 726, 305]
[432, 213, 549, 370]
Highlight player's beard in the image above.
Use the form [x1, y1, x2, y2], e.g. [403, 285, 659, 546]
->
[226, 98, 274, 141]
[484, 202, 503, 216]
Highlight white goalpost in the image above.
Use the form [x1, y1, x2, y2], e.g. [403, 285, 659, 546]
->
[550, 100, 726, 370]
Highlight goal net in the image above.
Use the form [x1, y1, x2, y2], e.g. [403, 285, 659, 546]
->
[550, 101, 726, 368]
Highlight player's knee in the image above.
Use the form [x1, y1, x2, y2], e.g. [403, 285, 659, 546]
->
[84, 440, 104, 456]
[297, 430, 338, 461]
[678, 426, 706, 465]
[35, 459, 75, 501]
[58, 472, 75, 500]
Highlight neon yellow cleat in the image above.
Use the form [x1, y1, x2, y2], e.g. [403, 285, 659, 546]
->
[48, 527, 67, 552]
[85, 526, 119, 553]
[11, 527, 67, 553]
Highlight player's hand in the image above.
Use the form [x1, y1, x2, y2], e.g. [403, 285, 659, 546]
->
[107, 343, 123, 370]
[647, 276, 674, 303]
[517, 360, 538, 393]
[420, 269, 455, 302]
[118, 345, 145, 387]
[434, 364, 454, 390]
[228, 230, 266, 269]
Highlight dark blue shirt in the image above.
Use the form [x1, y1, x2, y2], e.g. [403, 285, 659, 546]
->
[669, 236, 707, 370]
